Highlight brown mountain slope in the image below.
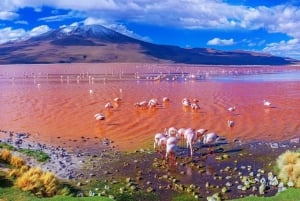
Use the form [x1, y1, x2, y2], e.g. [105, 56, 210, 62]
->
[0, 25, 297, 65]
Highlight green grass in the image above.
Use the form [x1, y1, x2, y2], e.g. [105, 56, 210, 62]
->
[229, 188, 300, 201]
[19, 148, 50, 162]
[0, 142, 50, 162]
[0, 175, 113, 201]
[0, 142, 15, 151]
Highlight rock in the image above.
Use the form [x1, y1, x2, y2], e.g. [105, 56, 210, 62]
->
[290, 138, 300, 144]
[125, 177, 131, 183]
[147, 187, 154, 193]
[270, 143, 279, 149]
[259, 183, 266, 195]
[287, 181, 294, 187]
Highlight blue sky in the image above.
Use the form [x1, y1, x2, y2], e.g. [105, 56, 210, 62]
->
[1, 0, 300, 59]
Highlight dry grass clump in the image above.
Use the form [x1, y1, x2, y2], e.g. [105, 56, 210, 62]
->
[15, 167, 59, 197]
[1, 149, 61, 197]
[8, 165, 30, 178]
[277, 150, 300, 169]
[10, 155, 25, 168]
[0, 149, 12, 162]
[277, 150, 300, 187]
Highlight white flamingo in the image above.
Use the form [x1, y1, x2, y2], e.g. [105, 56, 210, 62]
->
[227, 106, 236, 112]
[183, 128, 197, 157]
[154, 132, 167, 150]
[104, 102, 113, 109]
[196, 128, 208, 136]
[190, 103, 200, 110]
[114, 97, 121, 102]
[148, 98, 159, 108]
[162, 97, 170, 102]
[165, 143, 178, 165]
[168, 127, 178, 137]
[227, 120, 235, 127]
[182, 98, 190, 107]
[166, 136, 179, 146]
[263, 100, 271, 107]
[134, 101, 148, 108]
[94, 113, 105, 120]
[177, 128, 186, 146]
[201, 132, 223, 153]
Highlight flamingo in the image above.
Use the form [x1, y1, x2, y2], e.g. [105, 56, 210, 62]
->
[227, 120, 235, 128]
[94, 113, 105, 120]
[177, 128, 186, 146]
[154, 132, 167, 150]
[263, 100, 271, 107]
[104, 102, 113, 109]
[165, 143, 178, 165]
[134, 101, 148, 108]
[227, 106, 236, 112]
[168, 127, 178, 137]
[196, 128, 208, 136]
[114, 97, 121, 102]
[148, 98, 159, 108]
[154, 129, 166, 150]
[89, 89, 94, 94]
[162, 97, 170, 102]
[182, 98, 190, 107]
[201, 132, 223, 153]
[190, 103, 200, 110]
[183, 128, 197, 157]
[166, 135, 179, 146]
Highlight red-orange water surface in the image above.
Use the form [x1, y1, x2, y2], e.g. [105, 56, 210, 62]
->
[0, 63, 300, 151]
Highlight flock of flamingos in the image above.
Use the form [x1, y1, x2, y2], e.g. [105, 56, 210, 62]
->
[93, 91, 273, 164]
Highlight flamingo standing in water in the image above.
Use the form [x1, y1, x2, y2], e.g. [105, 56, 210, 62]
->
[227, 120, 235, 128]
[162, 97, 170, 102]
[227, 106, 236, 112]
[94, 113, 105, 120]
[182, 98, 191, 107]
[114, 97, 121, 102]
[263, 100, 272, 107]
[105, 102, 113, 109]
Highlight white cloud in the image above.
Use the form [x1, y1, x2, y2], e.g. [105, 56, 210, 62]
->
[0, 25, 51, 44]
[0, 27, 26, 44]
[0, 11, 18, 20]
[38, 11, 85, 22]
[263, 38, 300, 59]
[15, 20, 28, 25]
[207, 38, 234, 46]
[29, 25, 51, 37]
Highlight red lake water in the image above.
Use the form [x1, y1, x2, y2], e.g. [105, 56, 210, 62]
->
[0, 63, 300, 151]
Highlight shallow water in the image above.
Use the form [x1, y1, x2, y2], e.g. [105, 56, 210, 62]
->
[0, 64, 300, 151]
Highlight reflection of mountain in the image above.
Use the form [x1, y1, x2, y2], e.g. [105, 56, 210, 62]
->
[0, 25, 297, 65]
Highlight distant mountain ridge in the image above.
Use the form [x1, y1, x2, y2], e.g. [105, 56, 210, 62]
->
[0, 25, 297, 65]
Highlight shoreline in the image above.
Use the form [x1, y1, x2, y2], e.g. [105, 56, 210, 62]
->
[1, 129, 300, 200]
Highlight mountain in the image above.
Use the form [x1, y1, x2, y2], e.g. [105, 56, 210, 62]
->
[0, 25, 297, 65]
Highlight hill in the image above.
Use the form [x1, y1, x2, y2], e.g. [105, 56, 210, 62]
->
[0, 25, 297, 65]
